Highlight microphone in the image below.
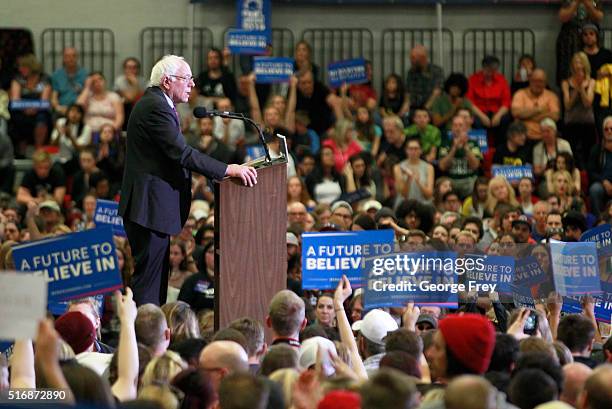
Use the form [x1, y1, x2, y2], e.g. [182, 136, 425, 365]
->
[193, 107, 272, 164]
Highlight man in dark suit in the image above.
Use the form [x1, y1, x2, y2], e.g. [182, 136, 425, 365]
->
[119, 55, 257, 306]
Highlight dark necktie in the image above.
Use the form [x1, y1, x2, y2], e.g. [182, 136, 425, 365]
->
[172, 105, 180, 126]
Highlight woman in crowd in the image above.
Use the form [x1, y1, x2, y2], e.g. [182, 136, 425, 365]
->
[545, 151, 581, 197]
[532, 118, 573, 177]
[562, 51, 596, 168]
[9, 53, 52, 157]
[161, 301, 201, 345]
[168, 240, 197, 302]
[178, 241, 215, 313]
[378, 73, 410, 121]
[77, 72, 124, 133]
[314, 294, 339, 340]
[461, 177, 489, 218]
[94, 123, 126, 185]
[113, 57, 146, 130]
[354, 106, 382, 157]
[518, 177, 537, 216]
[393, 138, 434, 203]
[306, 147, 347, 205]
[551, 169, 579, 212]
[71, 148, 100, 208]
[344, 152, 377, 200]
[50, 104, 92, 172]
[432, 73, 489, 131]
[485, 176, 519, 217]
[322, 119, 363, 174]
[196, 48, 237, 104]
[287, 175, 316, 209]
[293, 41, 319, 80]
[431, 224, 450, 244]
[248, 73, 297, 134]
[511, 54, 536, 94]
[433, 176, 453, 212]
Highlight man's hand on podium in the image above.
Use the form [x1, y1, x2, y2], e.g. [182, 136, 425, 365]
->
[226, 164, 258, 187]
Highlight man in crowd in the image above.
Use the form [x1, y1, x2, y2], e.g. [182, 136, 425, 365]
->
[51, 47, 88, 115]
[438, 115, 482, 199]
[134, 304, 170, 357]
[466, 55, 511, 145]
[295, 70, 339, 136]
[199, 340, 249, 396]
[511, 69, 560, 144]
[378, 115, 407, 167]
[17, 150, 66, 207]
[588, 116, 612, 216]
[267, 290, 306, 349]
[492, 122, 529, 166]
[406, 45, 444, 110]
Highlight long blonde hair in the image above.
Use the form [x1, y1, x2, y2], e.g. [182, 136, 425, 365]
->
[485, 176, 519, 215]
[141, 350, 187, 387]
[570, 51, 591, 79]
[552, 170, 575, 197]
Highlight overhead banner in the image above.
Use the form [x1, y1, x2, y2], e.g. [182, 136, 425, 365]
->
[302, 229, 394, 289]
[12, 227, 123, 303]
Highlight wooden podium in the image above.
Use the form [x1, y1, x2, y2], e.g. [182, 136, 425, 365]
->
[214, 161, 287, 336]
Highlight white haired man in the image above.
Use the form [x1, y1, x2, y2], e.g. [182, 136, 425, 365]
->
[119, 55, 257, 306]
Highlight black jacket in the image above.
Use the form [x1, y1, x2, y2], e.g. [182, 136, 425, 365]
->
[119, 87, 227, 235]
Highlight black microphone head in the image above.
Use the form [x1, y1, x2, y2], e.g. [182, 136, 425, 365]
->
[193, 107, 209, 118]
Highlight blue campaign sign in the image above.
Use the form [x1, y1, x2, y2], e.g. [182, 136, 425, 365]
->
[468, 129, 488, 154]
[254, 57, 294, 83]
[94, 199, 125, 237]
[581, 224, 612, 258]
[363, 251, 459, 308]
[511, 283, 536, 308]
[561, 295, 612, 323]
[9, 100, 51, 110]
[514, 255, 548, 288]
[12, 227, 123, 302]
[327, 58, 368, 88]
[550, 242, 602, 296]
[48, 294, 105, 317]
[492, 165, 534, 183]
[227, 29, 268, 55]
[302, 229, 394, 290]
[464, 254, 514, 294]
[236, 0, 271, 42]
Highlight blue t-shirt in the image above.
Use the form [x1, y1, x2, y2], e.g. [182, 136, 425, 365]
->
[51, 67, 88, 107]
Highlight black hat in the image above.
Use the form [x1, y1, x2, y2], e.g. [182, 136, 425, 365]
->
[512, 215, 532, 232]
[375, 207, 397, 223]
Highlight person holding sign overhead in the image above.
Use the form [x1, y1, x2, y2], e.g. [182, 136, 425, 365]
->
[119, 55, 257, 306]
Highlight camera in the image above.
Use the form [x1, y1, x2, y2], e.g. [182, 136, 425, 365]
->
[524, 310, 539, 335]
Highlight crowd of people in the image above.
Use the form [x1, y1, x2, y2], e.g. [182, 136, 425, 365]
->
[1, 1, 612, 408]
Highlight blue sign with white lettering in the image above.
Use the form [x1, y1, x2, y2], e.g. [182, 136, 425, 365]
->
[9, 100, 51, 110]
[254, 57, 294, 83]
[94, 199, 125, 237]
[12, 227, 123, 302]
[550, 242, 602, 296]
[227, 29, 268, 55]
[236, 0, 271, 41]
[581, 224, 612, 258]
[514, 255, 548, 288]
[492, 165, 534, 182]
[327, 58, 368, 88]
[468, 129, 488, 154]
[561, 295, 612, 323]
[464, 254, 515, 294]
[363, 251, 459, 308]
[302, 229, 394, 290]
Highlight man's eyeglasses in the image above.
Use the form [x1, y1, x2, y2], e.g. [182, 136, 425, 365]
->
[169, 74, 194, 82]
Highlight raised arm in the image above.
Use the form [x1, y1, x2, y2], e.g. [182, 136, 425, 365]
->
[284, 76, 298, 134]
[247, 73, 264, 126]
[112, 287, 139, 401]
[10, 340, 35, 388]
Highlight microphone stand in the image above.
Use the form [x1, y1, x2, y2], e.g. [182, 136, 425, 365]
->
[238, 113, 273, 164]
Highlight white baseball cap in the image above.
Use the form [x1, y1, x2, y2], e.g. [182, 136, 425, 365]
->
[351, 309, 398, 345]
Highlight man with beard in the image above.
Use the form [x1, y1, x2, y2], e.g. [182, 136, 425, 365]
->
[406, 45, 444, 111]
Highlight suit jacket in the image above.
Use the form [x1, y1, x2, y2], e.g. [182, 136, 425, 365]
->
[119, 86, 227, 235]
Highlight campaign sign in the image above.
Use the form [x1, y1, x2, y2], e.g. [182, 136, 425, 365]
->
[581, 224, 612, 258]
[47, 293, 105, 317]
[227, 29, 268, 55]
[561, 295, 612, 323]
[302, 229, 394, 290]
[511, 283, 536, 308]
[94, 199, 125, 237]
[12, 227, 122, 302]
[464, 254, 515, 294]
[468, 129, 488, 154]
[9, 100, 51, 110]
[492, 165, 534, 183]
[254, 57, 294, 83]
[363, 251, 459, 308]
[514, 255, 548, 288]
[0, 273, 47, 340]
[236, 0, 271, 42]
[327, 58, 368, 88]
[550, 242, 601, 296]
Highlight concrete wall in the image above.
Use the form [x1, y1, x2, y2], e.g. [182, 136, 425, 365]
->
[2, 0, 609, 89]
